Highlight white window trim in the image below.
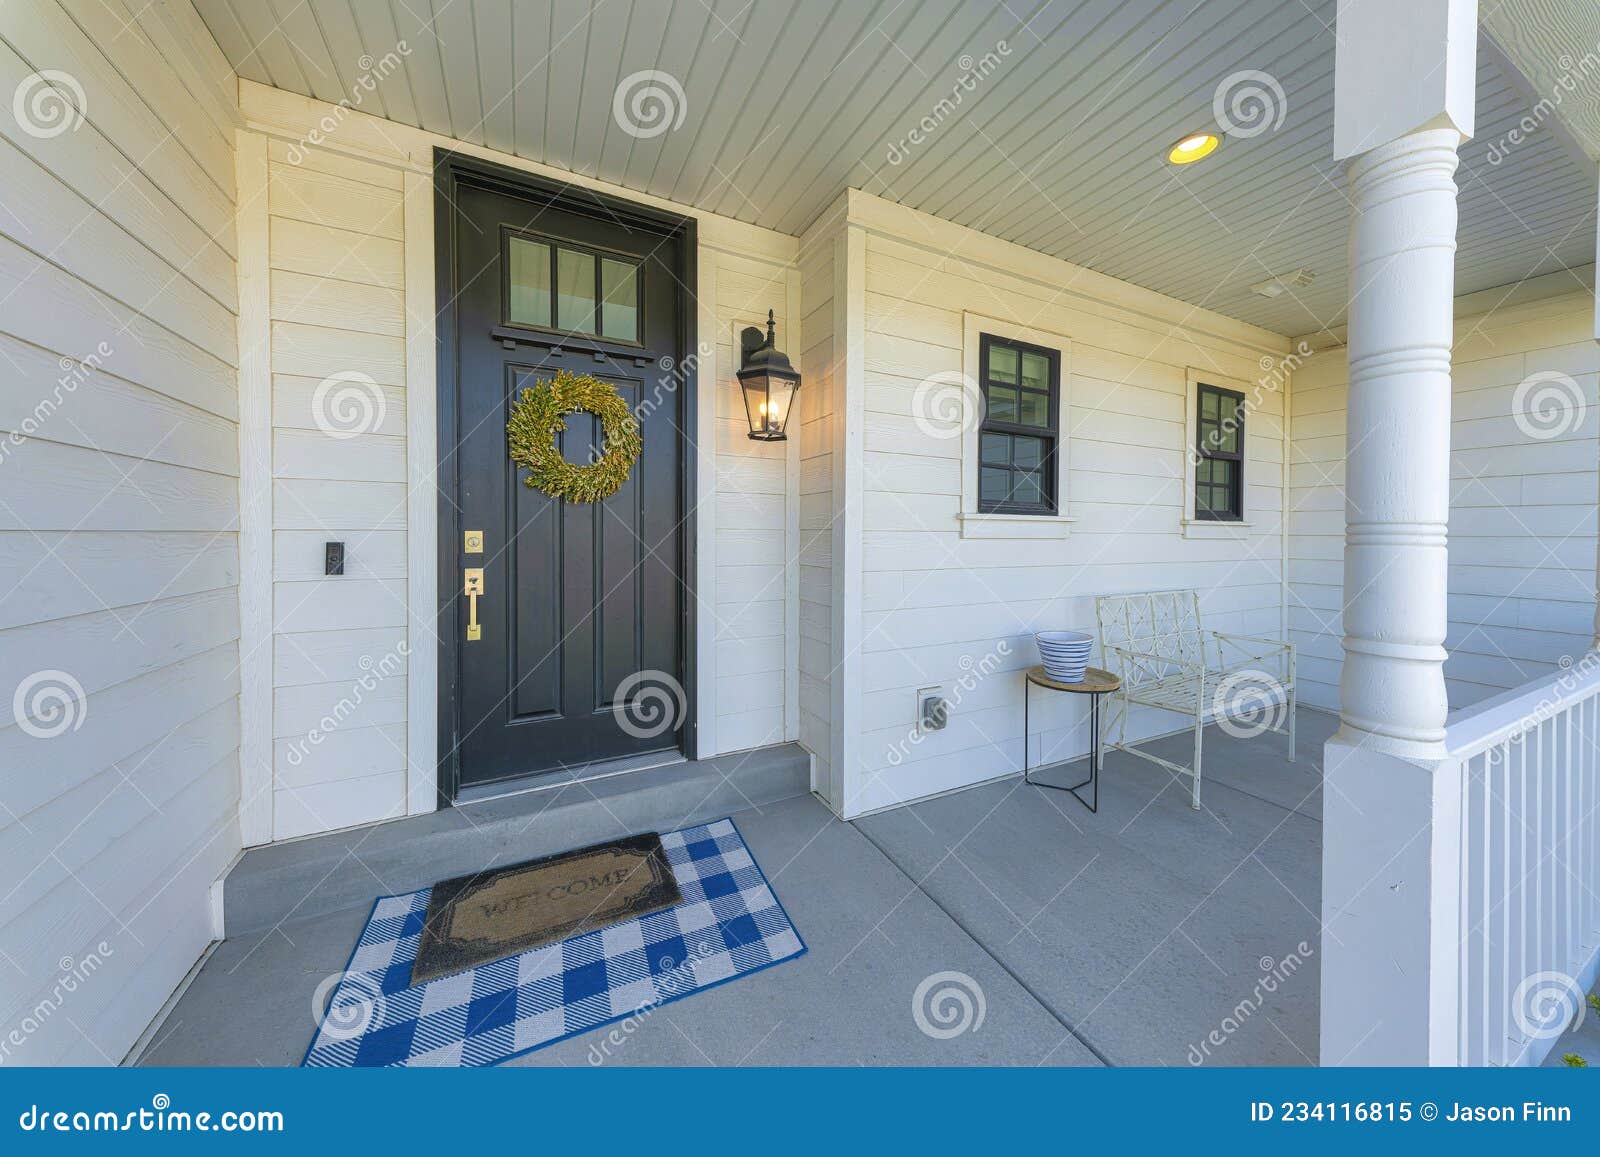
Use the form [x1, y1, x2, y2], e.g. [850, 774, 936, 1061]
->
[1182, 367, 1254, 539]
[959, 311, 1074, 539]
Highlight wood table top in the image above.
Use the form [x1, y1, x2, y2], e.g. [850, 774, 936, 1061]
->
[1025, 664, 1121, 694]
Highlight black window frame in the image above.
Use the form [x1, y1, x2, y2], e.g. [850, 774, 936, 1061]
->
[499, 225, 645, 347]
[1193, 381, 1245, 522]
[976, 333, 1060, 516]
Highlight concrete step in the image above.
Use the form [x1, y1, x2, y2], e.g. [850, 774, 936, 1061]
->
[223, 743, 812, 935]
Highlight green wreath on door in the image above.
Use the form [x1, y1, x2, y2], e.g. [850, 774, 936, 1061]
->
[506, 370, 642, 504]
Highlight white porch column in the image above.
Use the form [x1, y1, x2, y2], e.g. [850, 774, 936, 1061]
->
[1336, 128, 1459, 758]
[1321, 0, 1476, 1066]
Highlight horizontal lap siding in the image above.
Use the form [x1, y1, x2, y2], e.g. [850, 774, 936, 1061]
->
[710, 252, 797, 754]
[1288, 292, 1598, 713]
[796, 227, 835, 797]
[266, 145, 409, 840]
[850, 228, 1287, 815]
[0, 0, 240, 1064]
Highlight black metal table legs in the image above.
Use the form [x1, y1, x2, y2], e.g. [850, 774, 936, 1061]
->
[1023, 681, 1100, 813]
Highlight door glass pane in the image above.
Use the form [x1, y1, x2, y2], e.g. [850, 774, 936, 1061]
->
[599, 257, 638, 341]
[981, 432, 1010, 466]
[1011, 436, 1042, 469]
[980, 467, 1009, 504]
[1019, 390, 1049, 427]
[987, 387, 1018, 422]
[508, 237, 551, 326]
[987, 344, 1018, 383]
[1020, 351, 1049, 390]
[556, 247, 596, 333]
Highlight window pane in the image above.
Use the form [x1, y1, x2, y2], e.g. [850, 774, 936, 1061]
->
[556, 248, 596, 333]
[1011, 436, 1043, 469]
[1020, 351, 1049, 390]
[1213, 458, 1236, 490]
[987, 387, 1018, 422]
[980, 467, 1009, 504]
[1201, 389, 1219, 418]
[987, 344, 1018, 383]
[599, 258, 638, 341]
[1215, 420, 1239, 454]
[1198, 485, 1220, 515]
[1019, 390, 1049, 427]
[508, 237, 551, 326]
[1012, 470, 1043, 506]
[981, 433, 1010, 466]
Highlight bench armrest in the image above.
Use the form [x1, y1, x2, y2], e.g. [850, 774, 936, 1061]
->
[1104, 643, 1207, 682]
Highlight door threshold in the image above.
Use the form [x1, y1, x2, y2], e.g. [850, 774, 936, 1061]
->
[454, 749, 687, 807]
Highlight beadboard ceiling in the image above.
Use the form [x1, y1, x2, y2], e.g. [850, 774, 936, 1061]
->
[194, 0, 1598, 338]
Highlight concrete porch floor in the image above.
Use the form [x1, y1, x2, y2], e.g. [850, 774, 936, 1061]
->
[137, 708, 1333, 1067]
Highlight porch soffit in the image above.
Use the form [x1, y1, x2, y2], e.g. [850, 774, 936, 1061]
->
[193, 0, 1595, 340]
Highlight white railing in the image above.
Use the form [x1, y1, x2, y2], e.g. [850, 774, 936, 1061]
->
[1446, 657, 1600, 1065]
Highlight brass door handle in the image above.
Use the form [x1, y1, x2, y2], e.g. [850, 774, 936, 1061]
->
[464, 567, 484, 641]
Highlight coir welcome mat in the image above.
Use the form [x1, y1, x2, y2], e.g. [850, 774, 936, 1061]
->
[302, 818, 806, 1067]
[409, 832, 681, 985]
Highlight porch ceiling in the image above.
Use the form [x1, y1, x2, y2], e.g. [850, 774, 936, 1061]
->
[195, 0, 1597, 338]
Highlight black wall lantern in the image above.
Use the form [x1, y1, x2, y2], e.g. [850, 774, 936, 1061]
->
[738, 310, 801, 441]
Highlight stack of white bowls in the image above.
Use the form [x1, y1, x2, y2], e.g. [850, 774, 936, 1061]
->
[1035, 630, 1093, 684]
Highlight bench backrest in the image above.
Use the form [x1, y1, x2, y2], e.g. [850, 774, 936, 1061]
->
[1095, 589, 1206, 671]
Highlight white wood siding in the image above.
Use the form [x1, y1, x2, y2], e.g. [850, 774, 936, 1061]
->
[817, 192, 1291, 818]
[265, 142, 410, 841]
[1289, 290, 1599, 713]
[708, 251, 801, 755]
[0, 0, 240, 1065]
[796, 206, 839, 799]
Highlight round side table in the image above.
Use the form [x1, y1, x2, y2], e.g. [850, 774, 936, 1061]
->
[1023, 664, 1121, 813]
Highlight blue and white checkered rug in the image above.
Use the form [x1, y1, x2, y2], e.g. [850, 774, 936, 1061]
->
[302, 818, 805, 1067]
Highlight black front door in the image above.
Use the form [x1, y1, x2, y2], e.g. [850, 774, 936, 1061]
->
[446, 172, 686, 793]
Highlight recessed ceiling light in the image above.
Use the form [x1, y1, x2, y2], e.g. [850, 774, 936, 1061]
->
[1167, 132, 1221, 164]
